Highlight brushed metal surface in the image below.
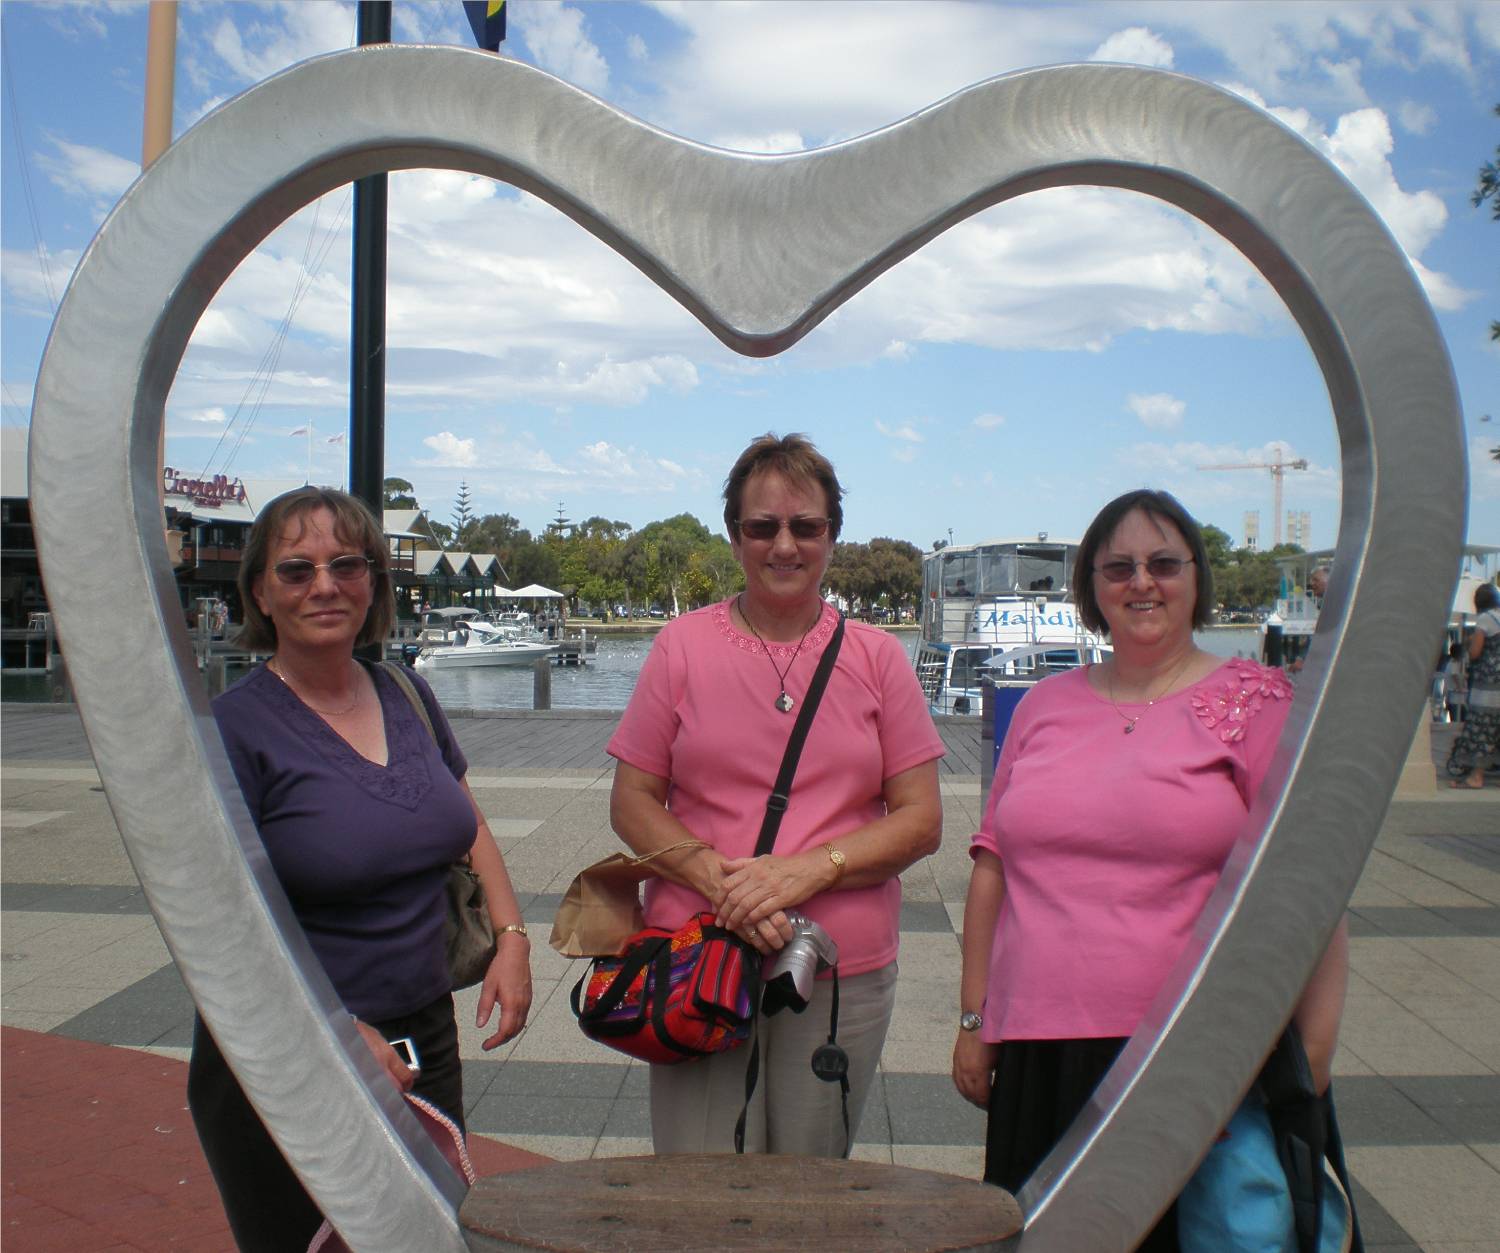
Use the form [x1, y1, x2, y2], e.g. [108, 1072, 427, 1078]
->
[29, 47, 1462, 1251]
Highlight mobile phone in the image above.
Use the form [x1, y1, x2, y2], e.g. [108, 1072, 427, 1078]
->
[389, 1036, 421, 1072]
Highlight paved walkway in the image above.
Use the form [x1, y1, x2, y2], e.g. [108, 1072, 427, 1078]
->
[2, 703, 1497, 1251]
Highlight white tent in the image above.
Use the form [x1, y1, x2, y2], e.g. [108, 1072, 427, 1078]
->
[508, 583, 564, 599]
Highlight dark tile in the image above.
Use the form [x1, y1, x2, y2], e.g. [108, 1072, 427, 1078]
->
[882, 1073, 986, 1146]
[1, 882, 151, 914]
[619, 1066, 650, 1099]
[483, 1059, 630, 1099]
[518, 892, 563, 924]
[1328, 1076, 1452, 1147]
[53, 964, 196, 1048]
[467, 1091, 611, 1137]
[1416, 834, 1500, 873]
[898, 900, 953, 934]
[1386, 1074, 1500, 1109]
[1346, 905, 1500, 938]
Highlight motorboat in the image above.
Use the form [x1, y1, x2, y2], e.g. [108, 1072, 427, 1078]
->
[414, 619, 555, 669]
[913, 535, 1109, 716]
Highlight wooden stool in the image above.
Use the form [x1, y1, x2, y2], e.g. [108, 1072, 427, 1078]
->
[461, 1154, 1022, 1251]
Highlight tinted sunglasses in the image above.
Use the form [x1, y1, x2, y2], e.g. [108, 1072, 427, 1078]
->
[736, 516, 831, 541]
[272, 555, 373, 586]
[1094, 556, 1194, 584]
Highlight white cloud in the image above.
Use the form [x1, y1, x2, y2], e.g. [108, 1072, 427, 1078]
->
[973, 413, 1006, 430]
[1127, 392, 1186, 430]
[1090, 27, 1174, 69]
[876, 420, 923, 443]
[421, 431, 479, 467]
[514, 1, 609, 94]
[36, 138, 137, 211]
[1395, 100, 1437, 135]
[183, 406, 228, 425]
[626, 33, 648, 62]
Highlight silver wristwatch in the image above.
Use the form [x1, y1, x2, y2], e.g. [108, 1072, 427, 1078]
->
[960, 1011, 983, 1032]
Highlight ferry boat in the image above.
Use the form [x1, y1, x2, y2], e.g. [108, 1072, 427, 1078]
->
[914, 535, 1110, 716]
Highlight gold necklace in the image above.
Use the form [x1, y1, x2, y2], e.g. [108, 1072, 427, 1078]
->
[1105, 651, 1196, 735]
[268, 657, 362, 717]
[737, 594, 820, 714]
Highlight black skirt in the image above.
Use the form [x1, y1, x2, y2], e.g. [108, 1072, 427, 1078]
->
[188, 995, 462, 1253]
[985, 1036, 1178, 1252]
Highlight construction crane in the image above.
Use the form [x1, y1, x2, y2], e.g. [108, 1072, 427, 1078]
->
[1197, 444, 1309, 547]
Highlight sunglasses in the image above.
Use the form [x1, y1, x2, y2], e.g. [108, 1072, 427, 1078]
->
[1095, 556, 1194, 583]
[271, 555, 373, 586]
[736, 516, 831, 541]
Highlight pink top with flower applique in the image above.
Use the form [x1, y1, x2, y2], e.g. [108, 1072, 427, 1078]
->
[970, 659, 1293, 1041]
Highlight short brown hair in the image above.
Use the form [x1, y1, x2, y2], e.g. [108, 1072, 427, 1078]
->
[237, 487, 394, 650]
[1072, 489, 1213, 637]
[722, 433, 844, 541]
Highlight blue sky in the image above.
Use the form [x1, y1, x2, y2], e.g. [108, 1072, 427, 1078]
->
[3, 1, 1497, 551]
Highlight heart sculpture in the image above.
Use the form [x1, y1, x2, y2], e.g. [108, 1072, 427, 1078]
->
[29, 48, 1463, 1251]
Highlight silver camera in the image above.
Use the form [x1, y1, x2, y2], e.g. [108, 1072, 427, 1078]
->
[762, 914, 839, 1014]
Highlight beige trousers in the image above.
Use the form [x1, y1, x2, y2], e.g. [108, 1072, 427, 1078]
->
[648, 962, 897, 1157]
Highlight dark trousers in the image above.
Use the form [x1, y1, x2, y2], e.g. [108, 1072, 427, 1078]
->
[188, 995, 461, 1252]
[984, 1036, 1178, 1252]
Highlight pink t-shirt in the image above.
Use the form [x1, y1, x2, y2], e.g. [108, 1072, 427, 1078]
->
[608, 599, 945, 977]
[971, 659, 1294, 1041]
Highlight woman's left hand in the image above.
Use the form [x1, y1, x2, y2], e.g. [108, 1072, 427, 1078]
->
[476, 932, 532, 1051]
[715, 852, 825, 938]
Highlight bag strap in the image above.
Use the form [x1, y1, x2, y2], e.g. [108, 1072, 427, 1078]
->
[753, 613, 846, 858]
[379, 659, 438, 744]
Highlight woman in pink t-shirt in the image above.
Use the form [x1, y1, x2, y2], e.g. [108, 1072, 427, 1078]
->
[608, 433, 944, 1157]
[951, 489, 1349, 1249]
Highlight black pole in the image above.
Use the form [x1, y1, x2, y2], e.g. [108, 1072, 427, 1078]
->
[351, 2, 390, 662]
[350, 1, 390, 520]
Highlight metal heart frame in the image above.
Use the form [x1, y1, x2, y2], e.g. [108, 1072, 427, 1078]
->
[29, 47, 1462, 1252]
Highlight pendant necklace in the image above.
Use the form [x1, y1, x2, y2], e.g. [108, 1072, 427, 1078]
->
[268, 656, 362, 717]
[1105, 651, 1195, 735]
[738, 594, 817, 714]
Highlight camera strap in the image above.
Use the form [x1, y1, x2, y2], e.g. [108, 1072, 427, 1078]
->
[734, 613, 846, 1154]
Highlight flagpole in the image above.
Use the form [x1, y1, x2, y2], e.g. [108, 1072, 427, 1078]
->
[350, 2, 390, 520]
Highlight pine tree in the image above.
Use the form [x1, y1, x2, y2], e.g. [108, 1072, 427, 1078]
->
[452, 482, 475, 547]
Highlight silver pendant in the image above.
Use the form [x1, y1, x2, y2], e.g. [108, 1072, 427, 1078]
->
[775, 691, 795, 713]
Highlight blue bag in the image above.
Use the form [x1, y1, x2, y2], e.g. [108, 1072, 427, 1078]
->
[1179, 1095, 1352, 1253]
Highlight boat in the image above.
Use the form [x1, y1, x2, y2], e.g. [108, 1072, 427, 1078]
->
[914, 535, 1110, 716]
[414, 619, 555, 670]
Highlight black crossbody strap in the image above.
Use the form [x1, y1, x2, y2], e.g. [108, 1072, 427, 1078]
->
[754, 614, 846, 858]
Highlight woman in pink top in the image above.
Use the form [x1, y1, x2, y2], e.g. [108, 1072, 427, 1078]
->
[608, 433, 944, 1157]
[951, 490, 1349, 1249]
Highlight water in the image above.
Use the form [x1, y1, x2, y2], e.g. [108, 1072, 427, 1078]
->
[0, 624, 1264, 713]
[421, 633, 659, 712]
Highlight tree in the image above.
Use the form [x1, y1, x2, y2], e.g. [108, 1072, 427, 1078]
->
[451, 482, 475, 544]
[382, 477, 416, 509]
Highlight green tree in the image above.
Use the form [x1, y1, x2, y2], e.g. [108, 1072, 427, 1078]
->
[451, 482, 475, 543]
[382, 477, 417, 509]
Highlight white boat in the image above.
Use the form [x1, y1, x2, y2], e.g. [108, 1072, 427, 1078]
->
[913, 535, 1110, 716]
[414, 619, 555, 670]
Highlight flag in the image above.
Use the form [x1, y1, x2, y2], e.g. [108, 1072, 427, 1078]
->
[288, 426, 309, 436]
[464, 0, 506, 51]
[325, 433, 346, 445]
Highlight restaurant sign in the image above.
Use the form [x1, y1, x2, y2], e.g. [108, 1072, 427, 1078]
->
[163, 467, 246, 507]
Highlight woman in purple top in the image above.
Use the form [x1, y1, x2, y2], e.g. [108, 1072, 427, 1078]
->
[188, 488, 532, 1252]
[951, 490, 1349, 1249]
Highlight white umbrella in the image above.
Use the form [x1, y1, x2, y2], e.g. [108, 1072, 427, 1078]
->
[509, 583, 563, 598]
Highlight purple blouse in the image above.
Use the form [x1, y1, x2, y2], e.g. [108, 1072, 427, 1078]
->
[213, 663, 475, 1020]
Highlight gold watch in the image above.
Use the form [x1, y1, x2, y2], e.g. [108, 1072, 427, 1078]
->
[823, 843, 847, 881]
